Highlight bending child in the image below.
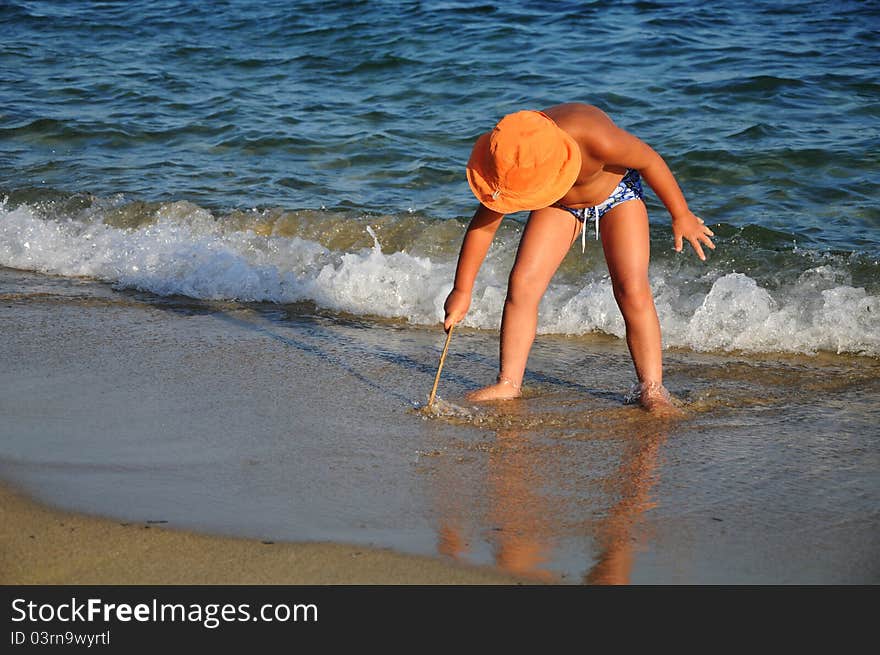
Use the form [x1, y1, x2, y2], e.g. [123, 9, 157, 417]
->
[443, 103, 715, 411]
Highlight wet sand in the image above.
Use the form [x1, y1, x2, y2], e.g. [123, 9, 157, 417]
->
[0, 483, 525, 584]
[1, 267, 878, 584]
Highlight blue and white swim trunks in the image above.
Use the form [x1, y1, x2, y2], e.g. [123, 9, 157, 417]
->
[552, 168, 644, 252]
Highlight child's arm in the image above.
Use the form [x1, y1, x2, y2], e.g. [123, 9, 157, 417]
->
[588, 122, 716, 260]
[444, 204, 505, 330]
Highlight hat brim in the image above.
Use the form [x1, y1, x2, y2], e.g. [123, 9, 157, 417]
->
[466, 128, 582, 214]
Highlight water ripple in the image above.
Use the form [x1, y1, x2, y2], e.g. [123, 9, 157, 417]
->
[0, 0, 877, 259]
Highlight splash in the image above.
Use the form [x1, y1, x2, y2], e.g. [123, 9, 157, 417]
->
[1, 197, 878, 357]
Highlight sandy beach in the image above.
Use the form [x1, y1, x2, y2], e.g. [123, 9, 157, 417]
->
[0, 268, 524, 584]
[3, 0, 879, 587]
[0, 482, 525, 585]
[2, 266, 877, 584]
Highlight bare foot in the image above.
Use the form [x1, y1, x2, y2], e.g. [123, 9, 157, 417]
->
[625, 382, 685, 417]
[643, 394, 685, 418]
[466, 375, 522, 402]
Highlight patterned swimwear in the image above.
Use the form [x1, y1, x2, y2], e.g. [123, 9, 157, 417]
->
[553, 168, 644, 252]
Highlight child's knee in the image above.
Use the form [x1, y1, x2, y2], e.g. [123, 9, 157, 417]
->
[507, 267, 545, 307]
[612, 279, 654, 314]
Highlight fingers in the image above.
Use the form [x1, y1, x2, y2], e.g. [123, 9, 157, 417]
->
[696, 216, 716, 239]
[688, 236, 706, 261]
[674, 216, 716, 261]
[444, 312, 462, 332]
[699, 223, 716, 251]
[686, 232, 716, 261]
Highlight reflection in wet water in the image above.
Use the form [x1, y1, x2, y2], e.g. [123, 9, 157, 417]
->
[584, 433, 664, 585]
[429, 397, 669, 584]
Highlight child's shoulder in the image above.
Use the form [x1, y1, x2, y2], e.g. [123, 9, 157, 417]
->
[544, 102, 609, 120]
[544, 103, 618, 143]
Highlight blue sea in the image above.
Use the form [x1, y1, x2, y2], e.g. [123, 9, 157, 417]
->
[1, 1, 878, 583]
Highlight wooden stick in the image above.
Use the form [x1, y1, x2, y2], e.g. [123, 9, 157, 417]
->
[427, 325, 454, 408]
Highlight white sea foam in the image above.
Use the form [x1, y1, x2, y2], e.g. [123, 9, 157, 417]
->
[1, 201, 878, 357]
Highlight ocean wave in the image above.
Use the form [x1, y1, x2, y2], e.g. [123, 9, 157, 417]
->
[1, 197, 878, 357]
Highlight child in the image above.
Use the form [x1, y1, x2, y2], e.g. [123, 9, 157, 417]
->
[443, 103, 715, 411]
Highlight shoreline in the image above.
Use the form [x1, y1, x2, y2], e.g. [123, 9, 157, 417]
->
[0, 482, 527, 585]
[2, 267, 877, 584]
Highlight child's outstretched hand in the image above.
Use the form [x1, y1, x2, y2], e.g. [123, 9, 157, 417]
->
[672, 210, 715, 261]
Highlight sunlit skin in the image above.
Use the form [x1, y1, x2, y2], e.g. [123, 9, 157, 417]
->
[444, 103, 715, 410]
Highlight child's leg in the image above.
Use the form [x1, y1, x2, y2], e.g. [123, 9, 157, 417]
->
[599, 200, 671, 409]
[467, 207, 581, 401]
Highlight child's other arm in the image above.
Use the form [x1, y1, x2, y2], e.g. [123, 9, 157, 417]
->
[591, 125, 716, 261]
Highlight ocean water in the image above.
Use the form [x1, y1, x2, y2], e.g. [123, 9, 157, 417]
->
[2, 0, 878, 355]
[1, 1, 879, 582]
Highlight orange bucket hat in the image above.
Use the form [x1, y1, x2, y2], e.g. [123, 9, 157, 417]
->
[466, 110, 582, 214]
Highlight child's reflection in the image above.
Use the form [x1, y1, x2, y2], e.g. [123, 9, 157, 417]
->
[433, 419, 666, 584]
[486, 429, 557, 581]
[584, 432, 665, 585]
